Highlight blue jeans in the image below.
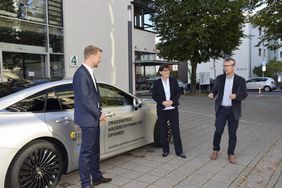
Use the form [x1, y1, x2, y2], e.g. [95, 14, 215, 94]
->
[213, 106, 239, 155]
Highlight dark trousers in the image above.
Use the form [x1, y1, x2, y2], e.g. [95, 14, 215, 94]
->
[213, 106, 239, 155]
[157, 108, 183, 155]
[79, 126, 102, 188]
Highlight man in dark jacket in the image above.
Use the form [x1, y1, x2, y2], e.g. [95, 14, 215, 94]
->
[208, 58, 248, 164]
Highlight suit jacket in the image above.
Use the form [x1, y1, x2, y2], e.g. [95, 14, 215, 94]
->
[211, 74, 248, 120]
[73, 65, 102, 127]
[152, 76, 181, 110]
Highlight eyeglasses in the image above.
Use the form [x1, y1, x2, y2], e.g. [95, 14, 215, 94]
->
[223, 64, 235, 68]
[161, 69, 170, 72]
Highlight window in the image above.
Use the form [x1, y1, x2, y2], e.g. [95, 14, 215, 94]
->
[0, 0, 46, 23]
[5, 90, 47, 112]
[133, 0, 155, 32]
[0, 17, 47, 47]
[259, 27, 262, 36]
[0, 0, 64, 81]
[247, 79, 255, 83]
[46, 89, 61, 111]
[45, 84, 74, 112]
[50, 54, 65, 80]
[259, 48, 262, 56]
[2, 52, 47, 81]
[49, 27, 64, 53]
[48, 0, 63, 27]
[55, 84, 74, 110]
[99, 83, 133, 107]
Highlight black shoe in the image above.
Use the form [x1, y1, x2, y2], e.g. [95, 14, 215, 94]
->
[177, 153, 187, 158]
[162, 153, 169, 157]
[85, 185, 94, 188]
[93, 177, 112, 186]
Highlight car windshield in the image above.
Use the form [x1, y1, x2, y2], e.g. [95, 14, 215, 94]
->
[0, 79, 49, 98]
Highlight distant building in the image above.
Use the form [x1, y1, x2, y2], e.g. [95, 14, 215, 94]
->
[181, 23, 282, 83]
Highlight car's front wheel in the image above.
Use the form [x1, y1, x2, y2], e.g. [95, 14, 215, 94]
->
[263, 86, 271, 92]
[153, 120, 172, 147]
[6, 140, 63, 188]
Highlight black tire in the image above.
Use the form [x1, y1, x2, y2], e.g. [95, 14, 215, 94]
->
[263, 86, 271, 92]
[153, 120, 172, 147]
[6, 140, 63, 188]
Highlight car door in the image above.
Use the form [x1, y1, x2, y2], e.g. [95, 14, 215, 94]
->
[98, 83, 146, 153]
[254, 78, 265, 89]
[44, 84, 83, 164]
[246, 79, 255, 89]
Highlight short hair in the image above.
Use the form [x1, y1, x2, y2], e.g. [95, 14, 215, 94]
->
[84, 45, 103, 59]
[224, 57, 236, 65]
[158, 64, 170, 72]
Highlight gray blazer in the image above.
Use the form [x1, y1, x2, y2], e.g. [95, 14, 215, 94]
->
[211, 74, 248, 120]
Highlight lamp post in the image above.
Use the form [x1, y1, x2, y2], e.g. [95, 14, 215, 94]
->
[262, 43, 266, 78]
[128, 5, 133, 94]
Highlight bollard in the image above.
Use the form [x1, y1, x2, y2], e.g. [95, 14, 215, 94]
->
[258, 87, 262, 95]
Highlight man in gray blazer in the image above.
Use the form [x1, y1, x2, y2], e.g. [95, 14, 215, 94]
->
[73, 45, 111, 188]
[208, 58, 248, 164]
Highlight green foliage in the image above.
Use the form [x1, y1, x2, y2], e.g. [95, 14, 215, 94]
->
[250, 0, 282, 49]
[153, 0, 246, 92]
[253, 59, 282, 77]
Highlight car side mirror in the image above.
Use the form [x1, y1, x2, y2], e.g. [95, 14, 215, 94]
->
[133, 98, 142, 110]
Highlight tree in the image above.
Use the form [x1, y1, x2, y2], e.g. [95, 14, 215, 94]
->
[250, 0, 282, 49]
[153, 0, 246, 92]
[253, 59, 282, 77]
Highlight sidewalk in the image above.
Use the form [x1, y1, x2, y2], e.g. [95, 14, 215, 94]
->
[57, 95, 282, 188]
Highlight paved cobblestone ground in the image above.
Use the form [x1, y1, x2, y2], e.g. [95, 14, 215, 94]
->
[57, 94, 282, 188]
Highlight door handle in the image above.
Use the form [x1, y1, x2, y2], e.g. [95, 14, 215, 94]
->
[105, 112, 115, 117]
[56, 117, 69, 123]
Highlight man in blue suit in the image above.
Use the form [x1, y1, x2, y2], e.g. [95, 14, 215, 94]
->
[73, 45, 112, 188]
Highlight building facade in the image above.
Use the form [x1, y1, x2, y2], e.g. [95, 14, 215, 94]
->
[0, 0, 157, 94]
[195, 23, 282, 82]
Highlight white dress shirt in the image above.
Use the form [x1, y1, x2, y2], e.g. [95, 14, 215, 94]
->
[161, 77, 175, 110]
[221, 75, 234, 106]
[82, 63, 100, 108]
[82, 63, 97, 91]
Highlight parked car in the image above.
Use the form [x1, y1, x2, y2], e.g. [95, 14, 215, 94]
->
[246, 77, 276, 92]
[0, 80, 170, 188]
[177, 80, 188, 94]
[186, 79, 215, 92]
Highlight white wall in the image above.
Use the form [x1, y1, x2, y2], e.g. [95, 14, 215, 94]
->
[133, 29, 156, 53]
[250, 26, 267, 76]
[63, 0, 157, 92]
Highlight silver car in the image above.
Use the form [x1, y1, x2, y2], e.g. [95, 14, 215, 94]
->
[0, 80, 168, 188]
[246, 77, 277, 92]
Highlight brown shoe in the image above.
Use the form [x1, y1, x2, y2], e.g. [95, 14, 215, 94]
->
[228, 155, 237, 164]
[210, 151, 218, 160]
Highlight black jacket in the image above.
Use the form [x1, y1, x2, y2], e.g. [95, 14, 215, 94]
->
[152, 76, 181, 110]
[211, 74, 248, 120]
